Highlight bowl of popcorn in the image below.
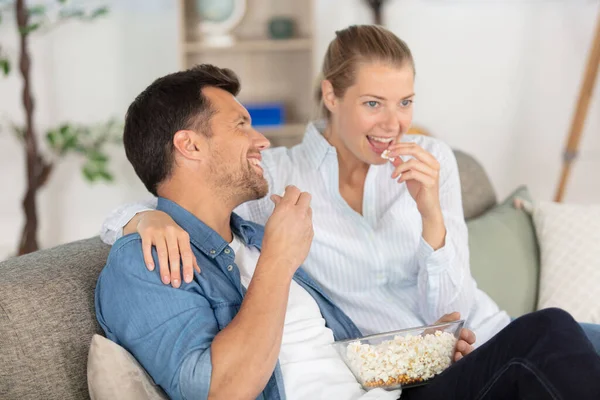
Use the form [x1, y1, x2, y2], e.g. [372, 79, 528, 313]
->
[333, 320, 464, 391]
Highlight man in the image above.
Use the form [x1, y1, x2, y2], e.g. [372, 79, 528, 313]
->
[96, 64, 600, 400]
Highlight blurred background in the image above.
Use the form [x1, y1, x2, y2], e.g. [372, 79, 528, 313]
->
[1, 0, 599, 258]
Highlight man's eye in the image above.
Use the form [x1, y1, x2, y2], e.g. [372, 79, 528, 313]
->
[365, 101, 379, 108]
[401, 99, 413, 107]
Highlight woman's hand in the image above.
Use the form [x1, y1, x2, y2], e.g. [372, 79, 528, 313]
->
[435, 312, 476, 362]
[130, 210, 200, 288]
[386, 142, 442, 218]
[385, 143, 446, 249]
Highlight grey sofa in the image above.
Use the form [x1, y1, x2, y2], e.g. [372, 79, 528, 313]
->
[0, 151, 503, 400]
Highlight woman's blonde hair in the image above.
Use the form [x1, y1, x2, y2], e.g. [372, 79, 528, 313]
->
[316, 25, 415, 118]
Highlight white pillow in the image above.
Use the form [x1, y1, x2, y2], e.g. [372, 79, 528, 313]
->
[87, 334, 168, 400]
[533, 201, 600, 323]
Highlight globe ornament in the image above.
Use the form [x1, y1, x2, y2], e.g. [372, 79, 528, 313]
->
[195, 0, 247, 47]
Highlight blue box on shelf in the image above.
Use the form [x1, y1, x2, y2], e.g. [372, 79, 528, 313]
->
[244, 102, 285, 127]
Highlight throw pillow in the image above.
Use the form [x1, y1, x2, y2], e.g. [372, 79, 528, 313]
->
[533, 201, 600, 323]
[87, 334, 168, 400]
[467, 186, 540, 317]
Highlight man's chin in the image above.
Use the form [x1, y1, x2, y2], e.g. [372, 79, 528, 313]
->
[243, 179, 269, 202]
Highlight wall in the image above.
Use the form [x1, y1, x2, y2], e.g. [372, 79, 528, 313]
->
[314, 0, 600, 205]
[0, 0, 178, 258]
[1, 0, 599, 258]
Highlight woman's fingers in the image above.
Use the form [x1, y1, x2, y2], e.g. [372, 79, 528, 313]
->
[455, 339, 473, 359]
[166, 230, 182, 288]
[460, 327, 477, 345]
[388, 143, 440, 169]
[397, 169, 436, 187]
[141, 235, 155, 271]
[178, 232, 198, 283]
[391, 158, 437, 180]
[155, 238, 171, 285]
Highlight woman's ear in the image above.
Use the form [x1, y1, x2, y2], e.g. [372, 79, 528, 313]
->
[173, 129, 205, 161]
[321, 80, 337, 114]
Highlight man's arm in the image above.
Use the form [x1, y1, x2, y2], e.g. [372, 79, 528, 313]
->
[97, 239, 296, 400]
[96, 187, 313, 400]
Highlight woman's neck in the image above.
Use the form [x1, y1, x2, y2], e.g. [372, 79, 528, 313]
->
[323, 123, 370, 187]
[323, 123, 369, 214]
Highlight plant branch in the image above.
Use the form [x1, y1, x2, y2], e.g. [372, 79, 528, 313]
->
[16, 0, 41, 255]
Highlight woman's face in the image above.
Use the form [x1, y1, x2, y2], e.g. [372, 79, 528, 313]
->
[325, 62, 415, 166]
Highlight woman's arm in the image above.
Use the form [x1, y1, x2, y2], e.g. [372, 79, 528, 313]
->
[414, 142, 476, 324]
[100, 198, 158, 244]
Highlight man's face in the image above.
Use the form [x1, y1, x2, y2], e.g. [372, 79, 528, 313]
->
[201, 87, 271, 203]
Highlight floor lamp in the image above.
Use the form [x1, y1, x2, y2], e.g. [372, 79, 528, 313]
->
[555, 9, 600, 202]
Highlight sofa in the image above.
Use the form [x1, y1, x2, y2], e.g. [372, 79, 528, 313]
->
[0, 150, 538, 400]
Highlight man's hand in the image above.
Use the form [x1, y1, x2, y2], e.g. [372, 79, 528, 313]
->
[261, 185, 313, 276]
[435, 312, 476, 362]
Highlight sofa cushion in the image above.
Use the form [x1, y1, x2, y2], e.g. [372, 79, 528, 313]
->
[534, 202, 600, 323]
[0, 237, 110, 400]
[454, 150, 497, 220]
[87, 335, 168, 400]
[467, 186, 540, 317]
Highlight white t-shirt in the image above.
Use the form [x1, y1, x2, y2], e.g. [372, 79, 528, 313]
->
[229, 236, 400, 400]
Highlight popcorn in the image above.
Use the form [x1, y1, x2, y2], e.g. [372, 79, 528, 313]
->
[381, 149, 395, 162]
[345, 331, 457, 388]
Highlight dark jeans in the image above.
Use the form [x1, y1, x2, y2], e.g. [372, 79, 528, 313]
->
[402, 308, 600, 400]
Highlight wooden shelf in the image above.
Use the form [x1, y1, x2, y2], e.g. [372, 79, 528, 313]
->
[183, 38, 312, 54]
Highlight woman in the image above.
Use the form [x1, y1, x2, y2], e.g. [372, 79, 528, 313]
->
[101, 25, 599, 351]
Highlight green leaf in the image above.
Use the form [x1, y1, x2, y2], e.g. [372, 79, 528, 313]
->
[88, 151, 108, 163]
[59, 124, 70, 136]
[46, 130, 57, 147]
[0, 58, 9, 76]
[28, 5, 46, 17]
[63, 135, 78, 150]
[89, 6, 109, 19]
[97, 170, 114, 182]
[19, 22, 41, 35]
[59, 9, 85, 19]
[82, 165, 97, 182]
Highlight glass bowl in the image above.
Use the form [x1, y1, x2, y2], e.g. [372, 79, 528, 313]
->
[332, 320, 464, 391]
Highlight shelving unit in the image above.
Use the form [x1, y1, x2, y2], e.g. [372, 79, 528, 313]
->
[177, 0, 315, 147]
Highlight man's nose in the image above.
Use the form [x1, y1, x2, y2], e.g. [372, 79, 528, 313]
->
[251, 128, 271, 150]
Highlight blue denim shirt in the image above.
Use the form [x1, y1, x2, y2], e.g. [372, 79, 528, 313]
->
[95, 197, 362, 400]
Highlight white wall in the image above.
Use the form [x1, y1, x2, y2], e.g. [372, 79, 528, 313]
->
[1, 0, 599, 258]
[0, 0, 178, 258]
[314, 0, 600, 205]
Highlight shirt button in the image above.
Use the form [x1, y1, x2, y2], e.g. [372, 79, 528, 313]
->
[224, 248, 231, 254]
[210, 249, 216, 255]
[227, 265, 234, 271]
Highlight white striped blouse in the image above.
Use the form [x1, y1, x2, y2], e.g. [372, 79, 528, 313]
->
[101, 121, 510, 345]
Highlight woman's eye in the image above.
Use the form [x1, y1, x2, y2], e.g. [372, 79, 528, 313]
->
[401, 99, 413, 107]
[365, 101, 379, 108]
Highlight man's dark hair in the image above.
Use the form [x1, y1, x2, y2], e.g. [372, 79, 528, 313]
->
[123, 64, 240, 196]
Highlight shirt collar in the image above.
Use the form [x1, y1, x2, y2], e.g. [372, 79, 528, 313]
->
[302, 120, 337, 171]
[156, 197, 257, 259]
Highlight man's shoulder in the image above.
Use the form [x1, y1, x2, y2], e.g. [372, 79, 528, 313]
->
[103, 233, 146, 276]
[110, 233, 143, 257]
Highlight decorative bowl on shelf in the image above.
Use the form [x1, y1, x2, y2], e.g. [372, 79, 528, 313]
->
[268, 17, 296, 39]
[332, 320, 464, 391]
[195, 0, 246, 47]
